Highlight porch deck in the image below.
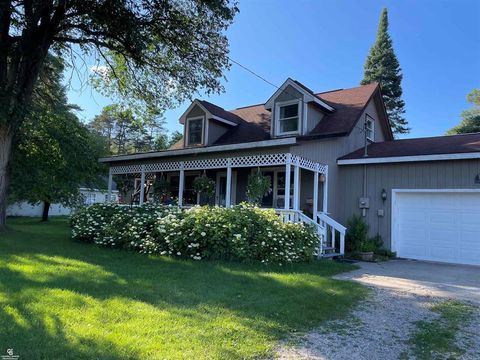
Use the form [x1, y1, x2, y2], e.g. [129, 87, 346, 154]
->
[106, 151, 346, 257]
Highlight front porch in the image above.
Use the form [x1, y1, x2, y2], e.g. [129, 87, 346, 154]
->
[106, 152, 345, 257]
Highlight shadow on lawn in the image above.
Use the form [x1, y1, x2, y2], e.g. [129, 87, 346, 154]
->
[0, 218, 364, 359]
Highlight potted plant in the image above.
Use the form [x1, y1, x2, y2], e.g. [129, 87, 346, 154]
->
[152, 175, 170, 203]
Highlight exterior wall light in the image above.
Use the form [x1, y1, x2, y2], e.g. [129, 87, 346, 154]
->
[319, 174, 326, 182]
[381, 189, 387, 202]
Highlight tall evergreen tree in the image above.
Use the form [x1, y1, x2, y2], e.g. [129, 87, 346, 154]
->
[361, 8, 409, 135]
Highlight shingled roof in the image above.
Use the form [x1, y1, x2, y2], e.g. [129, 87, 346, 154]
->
[171, 82, 384, 149]
[338, 133, 480, 161]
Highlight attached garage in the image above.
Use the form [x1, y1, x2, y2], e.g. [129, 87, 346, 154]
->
[392, 190, 480, 266]
[337, 133, 480, 266]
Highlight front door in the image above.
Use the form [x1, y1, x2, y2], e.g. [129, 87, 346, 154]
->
[215, 172, 236, 206]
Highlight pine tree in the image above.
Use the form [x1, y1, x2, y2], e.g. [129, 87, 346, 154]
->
[361, 8, 409, 135]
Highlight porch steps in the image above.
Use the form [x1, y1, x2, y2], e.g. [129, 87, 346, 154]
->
[321, 252, 342, 258]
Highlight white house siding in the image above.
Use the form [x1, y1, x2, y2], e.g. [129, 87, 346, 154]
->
[338, 159, 480, 250]
[7, 189, 119, 217]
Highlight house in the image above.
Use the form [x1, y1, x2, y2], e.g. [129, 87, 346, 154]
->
[7, 187, 120, 217]
[99, 78, 480, 266]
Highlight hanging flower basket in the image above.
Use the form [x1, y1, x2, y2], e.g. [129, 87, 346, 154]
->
[246, 169, 271, 205]
[193, 175, 215, 199]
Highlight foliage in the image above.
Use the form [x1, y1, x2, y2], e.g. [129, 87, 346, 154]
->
[192, 175, 215, 199]
[447, 89, 480, 135]
[71, 203, 320, 264]
[408, 300, 476, 360]
[88, 104, 168, 155]
[361, 8, 409, 135]
[152, 176, 170, 202]
[9, 56, 107, 220]
[1, 217, 365, 360]
[153, 130, 183, 151]
[345, 215, 370, 253]
[0, 0, 238, 226]
[246, 170, 272, 205]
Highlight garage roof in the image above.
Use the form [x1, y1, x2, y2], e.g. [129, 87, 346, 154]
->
[338, 133, 480, 164]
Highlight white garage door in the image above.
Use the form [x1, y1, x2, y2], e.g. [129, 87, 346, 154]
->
[393, 191, 480, 266]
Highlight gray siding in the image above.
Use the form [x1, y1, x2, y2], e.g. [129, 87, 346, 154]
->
[338, 160, 480, 249]
[290, 95, 389, 220]
[207, 120, 229, 144]
[272, 85, 304, 137]
[306, 104, 325, 133]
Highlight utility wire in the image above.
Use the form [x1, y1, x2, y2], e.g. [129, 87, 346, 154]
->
[228, 56, 367, 134]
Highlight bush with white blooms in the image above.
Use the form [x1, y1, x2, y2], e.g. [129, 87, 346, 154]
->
[71, 203, 320, 264]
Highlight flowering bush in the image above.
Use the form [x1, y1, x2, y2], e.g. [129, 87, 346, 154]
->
[71, 203, 319, 264]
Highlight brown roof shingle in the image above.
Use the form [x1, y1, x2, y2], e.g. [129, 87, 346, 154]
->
[170, 82, 385, 149]
[339, 133, 480, 160]
[311, 82, 379, 136]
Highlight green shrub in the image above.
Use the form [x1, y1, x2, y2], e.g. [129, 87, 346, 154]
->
[345, 214, 369, 253]
[70, 203, 319, 264]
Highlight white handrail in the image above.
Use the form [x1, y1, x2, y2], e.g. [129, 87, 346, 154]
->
[317, 212, 346, 255]
[274, 209, 326, 257]
[317, 213, 346, 234]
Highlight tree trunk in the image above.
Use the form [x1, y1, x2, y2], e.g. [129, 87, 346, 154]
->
[0, 124, 14, 229]
[41, 201, 51, 222]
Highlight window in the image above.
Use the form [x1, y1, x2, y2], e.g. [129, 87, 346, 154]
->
[186, 117, 204, 145]
[276, 101, 300, 135]
[366, 118, 374, 141]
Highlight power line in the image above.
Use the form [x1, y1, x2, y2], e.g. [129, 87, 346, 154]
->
[229, 56, 366, 134]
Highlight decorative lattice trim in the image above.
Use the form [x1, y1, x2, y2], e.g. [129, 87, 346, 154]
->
[110, 153, 327, 175]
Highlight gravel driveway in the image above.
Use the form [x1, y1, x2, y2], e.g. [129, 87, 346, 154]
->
[277, 260, 480, 360]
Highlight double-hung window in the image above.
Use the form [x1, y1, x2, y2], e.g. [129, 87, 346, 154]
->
[276, 101, 300, 136]
[186, 117, 204, 146]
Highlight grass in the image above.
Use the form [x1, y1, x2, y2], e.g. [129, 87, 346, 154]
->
[0, 217, 366, 360]
[409, 300, 476, 359]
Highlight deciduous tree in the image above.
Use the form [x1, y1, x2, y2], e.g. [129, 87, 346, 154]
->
[10, 57, 106, 221]
[0, 0, 238, 227]
[447, 89, 480, 135]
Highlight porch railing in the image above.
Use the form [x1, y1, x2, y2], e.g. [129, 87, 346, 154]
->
[274, 209, 346, 258]
[317, 212, 346, 256]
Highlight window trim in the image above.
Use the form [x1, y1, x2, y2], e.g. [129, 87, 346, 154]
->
[366, 118, 375, 141]
[185, 116, 205, 146]
[275, 99, 301, 136]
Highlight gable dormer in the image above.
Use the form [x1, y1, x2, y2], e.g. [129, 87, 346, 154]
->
[179, 100, 240, 147]
[264, 78, 334, 138]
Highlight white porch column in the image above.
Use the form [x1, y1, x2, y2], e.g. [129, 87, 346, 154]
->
[139, 165, 146, 206]
[293, 157, 300, 211]
[225, 158, 232, 207]
[313, 164, 319, 221]
[178, 162, 185, 207]
[322, 166, 329, 213]
[284, 154, 291, 210]
[107, 168, 113, 202]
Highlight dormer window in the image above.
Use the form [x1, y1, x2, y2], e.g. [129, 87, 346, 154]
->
[276, 100, 301, 136]
[186, 117, 204, 146]
[366, 118, 374, 141]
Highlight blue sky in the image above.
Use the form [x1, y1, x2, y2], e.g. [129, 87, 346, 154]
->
[67, 0, 480, 139]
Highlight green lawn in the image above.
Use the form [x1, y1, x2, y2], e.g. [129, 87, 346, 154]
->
[0, 217, 366, 359]
[408, 300, 476, 360]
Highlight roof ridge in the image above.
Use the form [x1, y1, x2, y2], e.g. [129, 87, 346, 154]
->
[385, 132, 480, 143]
[316, 82, 379, 96]
[232, 102, 266, 110]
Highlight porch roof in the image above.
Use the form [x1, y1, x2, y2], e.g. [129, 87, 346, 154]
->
[108, 152, 327, 175]
[99, 137, 296, 164]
